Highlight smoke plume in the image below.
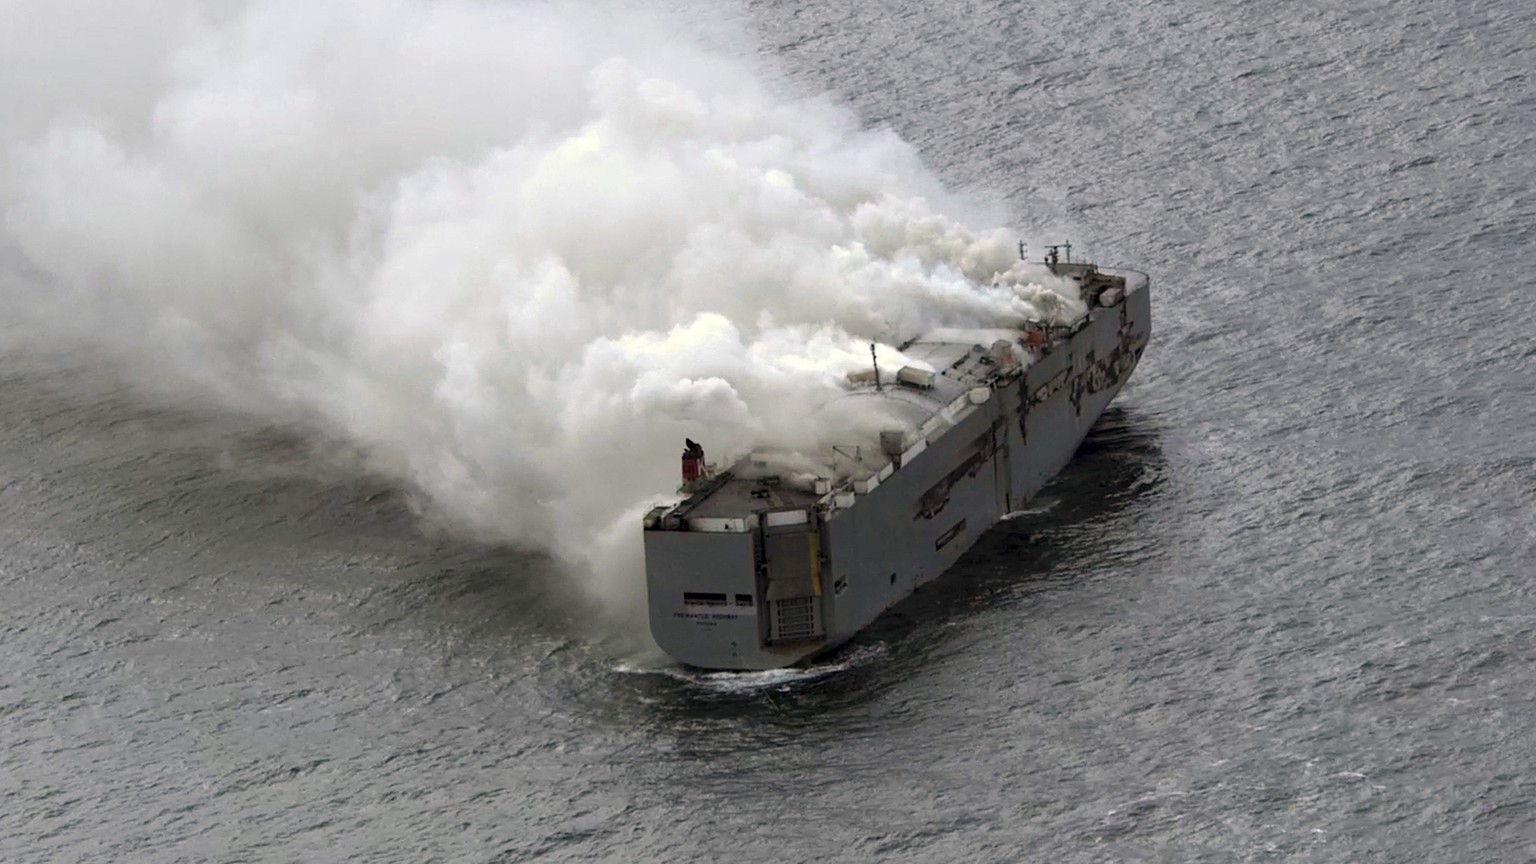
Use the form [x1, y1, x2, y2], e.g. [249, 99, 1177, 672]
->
[0, 0, 1083, 631]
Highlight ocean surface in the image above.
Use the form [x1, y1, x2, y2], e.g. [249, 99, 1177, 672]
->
[4, 0, 1535, 861]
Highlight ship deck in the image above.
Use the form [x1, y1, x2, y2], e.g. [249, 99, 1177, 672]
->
[656, 267, 1150, 526]
[668, 475, 823, 519]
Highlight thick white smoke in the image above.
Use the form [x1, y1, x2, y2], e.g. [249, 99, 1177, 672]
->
[1, 0, 1083, 632]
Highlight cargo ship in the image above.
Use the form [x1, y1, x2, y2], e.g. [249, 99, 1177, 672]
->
[643, 245, 1151, 670]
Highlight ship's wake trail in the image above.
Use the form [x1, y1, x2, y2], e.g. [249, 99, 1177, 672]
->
[0, 0, 1084, 638]
[614, 644, 886, 694]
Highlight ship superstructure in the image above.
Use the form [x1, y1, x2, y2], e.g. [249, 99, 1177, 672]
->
[643, 248, 1151, 670]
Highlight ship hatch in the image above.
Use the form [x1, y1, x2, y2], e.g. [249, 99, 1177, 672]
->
[771, 597, 819, 642]
[762, 527, 825, 643]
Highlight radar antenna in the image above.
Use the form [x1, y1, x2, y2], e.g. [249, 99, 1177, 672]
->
[1044, 241, 1072, 273]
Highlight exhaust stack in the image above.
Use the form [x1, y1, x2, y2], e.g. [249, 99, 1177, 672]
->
[681, 438, 706, 486]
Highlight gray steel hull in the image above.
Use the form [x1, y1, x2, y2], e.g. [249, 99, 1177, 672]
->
[646, 278, 1151, 670]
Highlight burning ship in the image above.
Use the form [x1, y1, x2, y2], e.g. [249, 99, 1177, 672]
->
[642, 245, 1151, 670]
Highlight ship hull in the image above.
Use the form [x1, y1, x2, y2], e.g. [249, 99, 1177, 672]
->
[646, 277, 1150, 670]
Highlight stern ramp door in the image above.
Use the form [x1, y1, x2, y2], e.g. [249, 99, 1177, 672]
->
[762, 528, 825, 643]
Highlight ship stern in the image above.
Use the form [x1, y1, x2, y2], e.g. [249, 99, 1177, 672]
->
[644, 512, 830, 671]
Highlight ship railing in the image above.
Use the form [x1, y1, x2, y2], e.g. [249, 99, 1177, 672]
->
[1096, 265, 1151, 293]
